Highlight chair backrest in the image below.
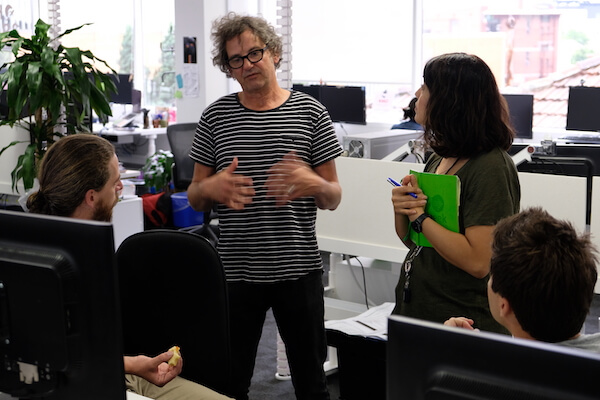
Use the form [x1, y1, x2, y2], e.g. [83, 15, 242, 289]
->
[166, 123, 197, 190]
[116, 229, 231, 394]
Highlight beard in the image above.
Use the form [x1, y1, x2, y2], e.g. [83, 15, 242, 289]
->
[92, 195, 118, 222]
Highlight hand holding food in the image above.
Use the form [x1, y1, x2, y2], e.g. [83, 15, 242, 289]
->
[167, 345, 181, 367]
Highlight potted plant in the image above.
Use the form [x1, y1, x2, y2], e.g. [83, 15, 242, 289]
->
[143, 149, 174, 194]
[0, 19, 118, 192]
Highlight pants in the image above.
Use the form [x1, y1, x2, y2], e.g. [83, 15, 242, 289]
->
[125, 374, 233, 400]
[227, 271, 330, 400]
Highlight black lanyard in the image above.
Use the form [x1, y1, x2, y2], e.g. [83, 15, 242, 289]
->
[402, 245, 423, 303]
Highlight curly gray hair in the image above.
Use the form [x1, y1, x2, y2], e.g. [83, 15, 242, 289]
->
[211, 12, 283, 78]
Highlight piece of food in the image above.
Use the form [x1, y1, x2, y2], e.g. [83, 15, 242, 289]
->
[167, 346, 181, 367]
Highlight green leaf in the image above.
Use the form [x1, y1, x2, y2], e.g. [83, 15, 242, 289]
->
[33, 19, 51, 46]
[64, 47, 85, 72]
[25, 62, 43, 109]
[56, 22, 93, 41]
[0, 140, 28, 157]
[0, 30, 13, 43]
[21, 144, 36, 190]
[6, 62, 24, 108]
[41, 47, 61, 76]
[10, 144, 36, 193]
[89, 84, 113, 117]
[10, 37, 25, 56]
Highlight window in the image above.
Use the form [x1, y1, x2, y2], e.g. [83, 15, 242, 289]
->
[290, 0, 414, 125]
[290, 0, 600, 127]
[57, 0, 175, 122]
[0, 0, 37, 65]
[423, 0, 600, 130]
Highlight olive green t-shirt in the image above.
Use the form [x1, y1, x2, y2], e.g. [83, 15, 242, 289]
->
[392, 148, 520, 334]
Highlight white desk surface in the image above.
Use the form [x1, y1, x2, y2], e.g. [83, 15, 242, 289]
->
[95, 126, 168, 157]
[95, 126, 167, 136]
[1, 392, 153, 400]
[121, 169, 141, 179]
[127, 391, 154, 400]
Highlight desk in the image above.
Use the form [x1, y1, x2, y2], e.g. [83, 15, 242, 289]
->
[326, 330, 386, 400]
[96, 127, 167, 157]
[318, 156, 596, 321]
[325, 303, 392, 400]
[113, 197, 144, 249]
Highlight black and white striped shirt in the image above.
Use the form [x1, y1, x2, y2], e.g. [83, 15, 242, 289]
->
[190, 91, 343, 283]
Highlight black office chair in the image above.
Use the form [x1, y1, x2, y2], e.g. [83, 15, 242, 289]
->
[116, 229, 232, 395]
[166, 123, 197, 190]
[166, 122, 219, 246]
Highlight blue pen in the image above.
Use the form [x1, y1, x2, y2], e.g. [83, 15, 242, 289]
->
[387, 177, 418, 199]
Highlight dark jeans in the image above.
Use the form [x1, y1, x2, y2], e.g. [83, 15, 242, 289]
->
[227, 271, 330, 400]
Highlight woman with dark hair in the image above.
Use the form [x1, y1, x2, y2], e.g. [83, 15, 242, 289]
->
[390, 52, 521, 333]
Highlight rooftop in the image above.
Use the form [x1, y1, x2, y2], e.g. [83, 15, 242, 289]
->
[529, 56, 600, 129]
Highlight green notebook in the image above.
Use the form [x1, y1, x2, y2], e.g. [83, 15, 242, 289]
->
[408, 170, 461, 247]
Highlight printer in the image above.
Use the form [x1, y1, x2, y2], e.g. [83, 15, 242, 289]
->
[342, 129, 423, 159]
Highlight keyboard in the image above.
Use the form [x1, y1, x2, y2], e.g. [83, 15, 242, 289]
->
[559, 134, 600, 144]
[114, 112, 139, 128]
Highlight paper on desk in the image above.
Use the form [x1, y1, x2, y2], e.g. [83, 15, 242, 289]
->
[325, 302, 395, 341]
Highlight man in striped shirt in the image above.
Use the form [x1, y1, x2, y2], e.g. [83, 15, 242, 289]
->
[187, 12, 343, 400]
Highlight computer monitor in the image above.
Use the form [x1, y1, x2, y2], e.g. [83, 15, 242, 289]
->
[292, 83, 321, 101]
[502, 93, 534, 139]
[320, 85, 367, 125]
[0, 67, 32, 121]
[566, 86, 600, 132]
[0, 89, 32, 121]
[387, 315, 600, 400]
[110, 74, 134, 105]
[0, 210, 126, 400]
[291, 84, 367, 125]
[131, 89, 142, 113]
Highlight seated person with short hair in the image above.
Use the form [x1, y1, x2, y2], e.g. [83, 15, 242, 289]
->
[445, 207, 600, 353]
[26, 134, 232, 400]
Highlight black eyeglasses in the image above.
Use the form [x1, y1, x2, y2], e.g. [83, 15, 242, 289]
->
[226, 46, 268, 69]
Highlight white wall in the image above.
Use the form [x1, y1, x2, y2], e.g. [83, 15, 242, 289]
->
[173, 0, 228, 123]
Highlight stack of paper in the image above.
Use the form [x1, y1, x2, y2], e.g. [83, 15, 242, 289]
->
[324, 302, 395, 340]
